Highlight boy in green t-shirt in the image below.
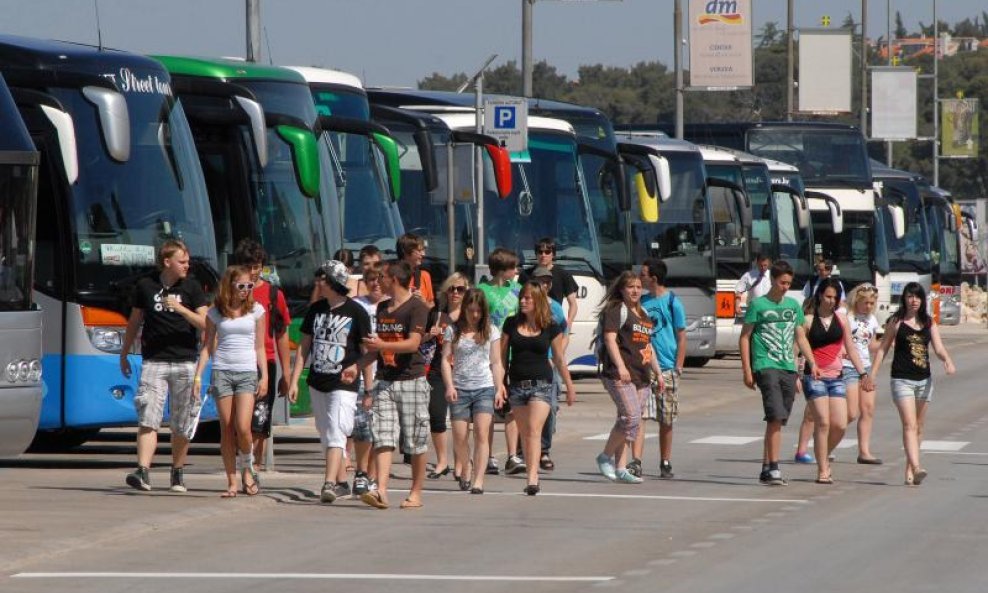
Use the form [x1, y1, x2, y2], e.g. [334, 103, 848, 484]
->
[739, 260, 818, 486]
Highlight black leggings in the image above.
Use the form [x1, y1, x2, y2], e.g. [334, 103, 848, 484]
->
[427, 373, 448, 434]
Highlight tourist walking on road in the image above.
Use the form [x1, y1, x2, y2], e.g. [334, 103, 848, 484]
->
[233, 239, 291, 473]
[195, 265, 268, 497]
[844, 284, 883, 464]
[351, 265, 387, 495]
[398, 232, 434, 307]
[501, 281, 576, 495]
[359, 261, 432, 509]
[798, 278, 872, 484]
[740, 260, 817, 486]
[870, 282, 955, 486]
[287, 261, 373, 503]
[441, 288, 505, 494]
[595, 271, 659, 484]
[636, 258, 686, 479]
[120, 239, 208, 493]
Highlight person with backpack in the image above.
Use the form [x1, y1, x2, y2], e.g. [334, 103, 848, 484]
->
[632, 258, 687, 479]
[234, 240, 291, 473]
[594, 271, 660, 484]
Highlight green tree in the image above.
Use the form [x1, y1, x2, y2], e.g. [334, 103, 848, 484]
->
[757, 21, 781, 48]
[895, 11, 907, 38]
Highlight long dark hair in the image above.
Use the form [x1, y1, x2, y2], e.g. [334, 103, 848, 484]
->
[805, 277, 842, 316]
[890, 281, 931, 327]
[453, 288, 492, 346]
[598, 271, 645, 320]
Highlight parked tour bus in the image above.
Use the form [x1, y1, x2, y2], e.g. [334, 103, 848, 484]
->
[0, 71, 42, 456]
[676, 122, 905, 324]
[156, 57, 344, 417]
[367, 89, 613, 372]
[615, 132, 717, 366]
[0, 37, 220, 448]
[921, 181, 963, 324]
[762, 157, 815, 300]
[285, 66, 404, 256]
[870, 162, 933, 314]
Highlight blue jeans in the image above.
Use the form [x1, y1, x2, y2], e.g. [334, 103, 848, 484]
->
[802, 376, 847, 399]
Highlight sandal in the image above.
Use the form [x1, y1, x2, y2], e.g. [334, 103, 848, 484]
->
[242, 467, 260, 496]
[400, 498, 423, 509]
[458, 477, 471, 491]
[220, 487, 238, 498]
[360, 490, 389, 509]
[815, 475, 834, 485]
[469, 486, 484, 495]
[539, 453, 555, 471]
[913, 468, 928, 485]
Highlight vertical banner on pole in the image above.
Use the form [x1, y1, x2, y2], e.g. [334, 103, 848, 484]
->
[688, 0, 753, 89]
[941, 98, 979, 158]
[798, 30, 853, 113]
[871, 67, 918, 140]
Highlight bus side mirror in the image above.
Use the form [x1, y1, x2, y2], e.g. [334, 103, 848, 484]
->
[82, 86, 130, 162]
[888, 204, 906, 239]
[649, 154, 672, 203]
[371, 132, 401, 200]
[413, 129, 439, 193]
[485, 144, 513, 198]
[276, 125, 321, 198]
[38, 104, 79, 184]
[234, 96, 268, 168]
[830, 202, 844, 234]
[635, 171, 658, 223]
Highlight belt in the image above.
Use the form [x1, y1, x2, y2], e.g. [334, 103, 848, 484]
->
[512, 379, 549, 389]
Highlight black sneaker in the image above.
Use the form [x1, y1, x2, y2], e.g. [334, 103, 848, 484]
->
[660, 460, 675, 479]
[353, 472, 370, 496]
[758, 469, 772, 484]
[504, 454, 526, 475]
[334, 481, 352, 498]
[485, 457, 500, 475]
[169, 467, 187, 493]
[320, 481, 337, 503]
[766, 468, 788, 486]
[126, 466, 151, 491]
[626, 458, 643, 478]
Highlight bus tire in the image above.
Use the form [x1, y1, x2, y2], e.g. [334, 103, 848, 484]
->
[684, 357, 710, 368]
[27, 428, 101, 452]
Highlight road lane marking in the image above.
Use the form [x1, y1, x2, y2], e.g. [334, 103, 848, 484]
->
[514, 492, 809, 504]
[921, 441, 969, 451]
[924, 450, 988, 456]
[690, 436, 762, 445]
[13, 572, 613, 582]
[585, 433, 655, 441]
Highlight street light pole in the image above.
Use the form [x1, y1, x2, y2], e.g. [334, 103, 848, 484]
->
[674, 0, 684, 138]
[861, 0, 868, 137]
[522, 0, 534, 97]
[246, 0, 261, 63]
[787, 0, 794, 121]
[933, 0, 940, 186]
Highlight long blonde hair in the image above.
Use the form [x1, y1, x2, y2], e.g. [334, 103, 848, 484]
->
[438, 272, 471, 312]
[215, 265, 254, 318]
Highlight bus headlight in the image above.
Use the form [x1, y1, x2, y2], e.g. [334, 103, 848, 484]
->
[28, 359, 42, 383]
[699, 315, 716, 329]
[88, 327, 125, 353]
[6, 361, 18, 383]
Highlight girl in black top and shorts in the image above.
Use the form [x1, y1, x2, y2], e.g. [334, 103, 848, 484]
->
[501, 281, 576, 495]
[870, 282, 955, 486]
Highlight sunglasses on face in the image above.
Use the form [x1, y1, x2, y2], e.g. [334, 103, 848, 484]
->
[447, 285, 467, 294]
[236, 282, 255, 291]
[537, 249, 554, 255]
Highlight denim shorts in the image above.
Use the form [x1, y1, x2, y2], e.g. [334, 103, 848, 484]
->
[508, 380, 555, 408]
[209, 369, 258, 398]
[802, 376, 847, 399]
[842, 365, 871, 386]
[891, 378, 934, 402]
[449, 386, 496, 420]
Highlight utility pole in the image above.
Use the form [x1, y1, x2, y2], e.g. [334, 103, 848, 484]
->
[787, 0, 794, 121]
[246, 0, 261, 63]
[458, 55, 498, 278]
[674, 0, 683, 138]
[887, 0, 894, 165]
[933, 0, 940, 186]
[522, 0, 534, 97]
[860, 0, 868, 136]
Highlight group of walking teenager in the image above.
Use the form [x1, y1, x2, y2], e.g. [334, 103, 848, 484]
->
[120, 236, 956, 502]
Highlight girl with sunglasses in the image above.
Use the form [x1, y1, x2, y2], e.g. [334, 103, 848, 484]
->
[195, 265, 267, 497]
[424, 273, 470, 482]
[870, 282, 955, 486]
[844, 284, 883, 464]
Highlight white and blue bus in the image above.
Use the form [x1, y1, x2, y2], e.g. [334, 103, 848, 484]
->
[0, 36, 220, 448]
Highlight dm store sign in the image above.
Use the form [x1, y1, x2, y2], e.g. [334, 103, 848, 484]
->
[688, 0, 753, 89]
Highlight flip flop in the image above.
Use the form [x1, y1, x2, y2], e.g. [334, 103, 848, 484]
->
[360, 490, 389, 509]
[400, 498, 423, 509]
[913, 469, 928, 485]
[220, 488, 238, 498]
[815, 475, 834, 485]
[242, 467, 259, 496]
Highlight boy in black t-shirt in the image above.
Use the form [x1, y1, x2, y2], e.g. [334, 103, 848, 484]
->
[287, 260, 373, 504]
[120, 240, 208, 493]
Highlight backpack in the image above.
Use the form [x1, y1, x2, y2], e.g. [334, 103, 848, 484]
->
[267, 282, 286, 338]
[590, 303, 628, 370]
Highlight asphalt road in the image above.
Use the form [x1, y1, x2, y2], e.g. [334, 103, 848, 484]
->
[2, 324, 987, 593]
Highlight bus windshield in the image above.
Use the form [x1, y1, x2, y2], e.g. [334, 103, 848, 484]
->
[311, 86, 400, 253]
[0, 163, 36, 310]
[630, 150, 713, 280]
[812, 209, 883, 286]
[927, 206, 960, 277]
[705, 163, 747, 266]
[772, 186, 812, 284]
[883, 183, 931, 274]
[742, 164, 776, 260]
[487, 132, 601, 276]
[747, 128, 871, 188]
[53, 86, 217, 295]
[584, 151, 625, 279]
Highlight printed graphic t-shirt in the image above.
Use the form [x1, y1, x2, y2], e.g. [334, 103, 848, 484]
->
[600, 305, 654, 389]
[478, 280, 521, 329]
[375, 297, 430, 381]
[844, 313, 879, 369]
[744, 295, 805, 373]
[132, 274, 208, 362]
[444, 324, 502, 390]
[302, 298, 372, 393]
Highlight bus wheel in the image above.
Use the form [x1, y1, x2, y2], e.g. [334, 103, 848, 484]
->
[27, 428, 101, 452]
[193, 421, 222, 443]
[684, 357, 710, 368]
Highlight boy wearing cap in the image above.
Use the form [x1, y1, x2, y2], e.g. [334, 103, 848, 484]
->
[287, 260, 373, 503]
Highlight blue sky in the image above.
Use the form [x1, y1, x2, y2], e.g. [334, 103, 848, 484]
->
[1, 0, 983, 86]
